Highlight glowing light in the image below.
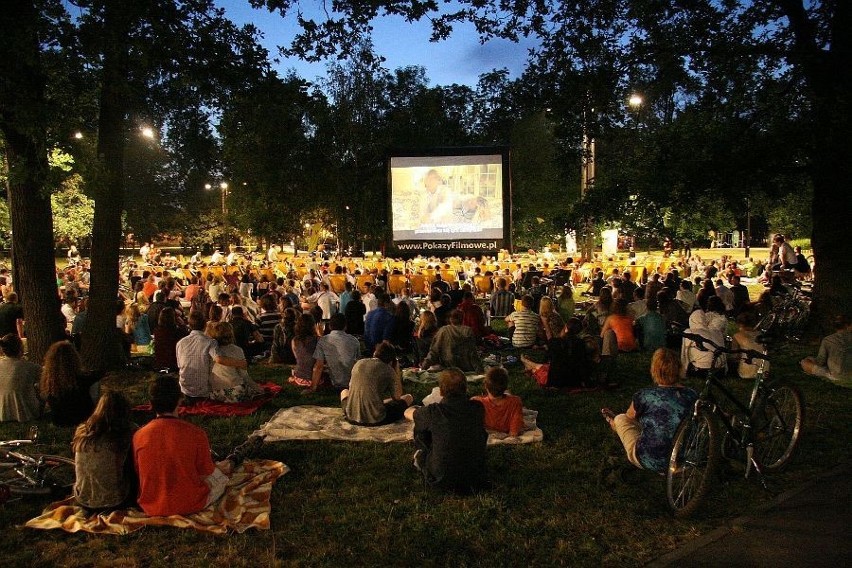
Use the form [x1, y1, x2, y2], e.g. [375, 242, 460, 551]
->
[73, 132, 83, 140]
[628, 94, 643, 108]
[141, 126, 155, 139]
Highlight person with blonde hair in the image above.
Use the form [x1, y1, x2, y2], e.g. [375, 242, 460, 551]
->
[207, 321, 261, 402]
[601, 348, 698, 473]
[124, 302, 151, 351]
[539, 296, 565, 342]
[40, 340, 101, 426]
[73, 390, 137, 511]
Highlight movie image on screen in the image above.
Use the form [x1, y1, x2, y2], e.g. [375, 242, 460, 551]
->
[390, 154, 504, 242]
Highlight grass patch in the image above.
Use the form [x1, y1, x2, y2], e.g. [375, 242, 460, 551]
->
[1, 340, 849, 567]
[1, 281, 847, 566]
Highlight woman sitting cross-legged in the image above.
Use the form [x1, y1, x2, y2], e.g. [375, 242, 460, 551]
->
[73, 390, 138, 512]
[207, 321, 263, 403]
[601, 348, 698, 474]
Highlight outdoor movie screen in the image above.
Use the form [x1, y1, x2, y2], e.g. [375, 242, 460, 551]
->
[389, 149, 510, 254]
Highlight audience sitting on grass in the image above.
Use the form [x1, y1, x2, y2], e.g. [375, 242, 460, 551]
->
[457, 291, 487, 341]
[364, 293, 396, 355]
[489, 277, 515, 318]
[153, 307, 188, 372]
[73, 391, 137, 512]
[133, 375, 251, 517]
[40, 340, 102, 427]
[634, 298, 667, 353]
[387, 301, 415, 354]
[341, 341, 413, 426]
[414, 311, 438, 365]
[404, 367, 488, 494]
[289, 312, 319, 388]
[470, 367, 524, 437]
[269, 308, 298, 364]
[420, 309, 484, 373]
[124, 303, 151, 352]
[601, 298, 638, 353]
[343, 289, 366, 336]
[520, 318, 595, 389]
[730, 310, 767, 379]
[556, 284, 575, 323]
[310, 313, 361, 392]
[506, 295, 540, 348]
[680, 296, 728, 378]
[175, 312, 217, 401]
[584, 286, 613, 337]
[800, 314, 852, 382]
[539, 296, 565, 342]
[0, 333, 42, 422]
[207, 321, 262, 403]
[601, 348, 698, 474]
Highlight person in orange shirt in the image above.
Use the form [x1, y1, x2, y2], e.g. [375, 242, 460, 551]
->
[133, 375, 256, 517]
[471, 367, 524, 437]
[142, 274, 158, 302]
[600, 298, 638, 353]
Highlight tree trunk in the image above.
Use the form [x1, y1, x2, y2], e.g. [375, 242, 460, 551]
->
[0, 1, 68, 363]
[80, 0, 133, 370]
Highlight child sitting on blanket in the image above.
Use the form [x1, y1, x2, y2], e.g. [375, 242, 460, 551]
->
[471, 367, 524, 437]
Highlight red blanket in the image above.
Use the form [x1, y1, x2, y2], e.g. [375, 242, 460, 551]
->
[134, 382, 282, 417]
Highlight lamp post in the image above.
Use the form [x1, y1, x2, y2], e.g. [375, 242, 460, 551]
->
[205, 181, 230, 248]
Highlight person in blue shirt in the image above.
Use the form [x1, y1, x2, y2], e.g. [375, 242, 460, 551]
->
[601, 348, 698, 473]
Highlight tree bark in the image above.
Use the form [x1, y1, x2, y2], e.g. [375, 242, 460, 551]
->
[0, 1, 68, 363]
[80, 0, 133, 370]
[780, 0, 852, 331]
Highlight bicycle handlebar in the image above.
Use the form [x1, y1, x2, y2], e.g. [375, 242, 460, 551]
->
[680, 331, 768, 362]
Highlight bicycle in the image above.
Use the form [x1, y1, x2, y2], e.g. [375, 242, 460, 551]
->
[0, 427, 75, 501]
[666, 332, 804, 517]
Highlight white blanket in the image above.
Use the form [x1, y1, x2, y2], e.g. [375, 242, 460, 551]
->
[402, 368, 485, 384]
[255, 405, 543, 445]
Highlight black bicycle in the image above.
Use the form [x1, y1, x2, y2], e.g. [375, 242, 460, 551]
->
[0, 427, 75, 501]
[666, 333, 804, 517]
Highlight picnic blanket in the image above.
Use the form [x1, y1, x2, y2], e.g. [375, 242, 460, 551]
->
[402, 369, 485, 384]
[255, 405, 543, 445]
[24, 460, 288, 535]
[133, 382, 283, 417]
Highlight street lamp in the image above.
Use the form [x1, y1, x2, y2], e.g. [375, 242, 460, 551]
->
[628, 94, 643, 108]
[140, 126, 155, 139]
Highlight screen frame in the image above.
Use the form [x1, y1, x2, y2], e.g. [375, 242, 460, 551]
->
[386, 146, 512, 257]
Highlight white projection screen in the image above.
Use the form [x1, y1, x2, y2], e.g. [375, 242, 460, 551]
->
[389, 148, 511, 256]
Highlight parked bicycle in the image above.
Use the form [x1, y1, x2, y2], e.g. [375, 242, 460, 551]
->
[666, 332, 804, 517]
[0, 427, 75, 501]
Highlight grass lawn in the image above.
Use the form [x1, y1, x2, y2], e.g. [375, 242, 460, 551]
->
[1, 334, 849, 567]
[0, 261, 843, 567]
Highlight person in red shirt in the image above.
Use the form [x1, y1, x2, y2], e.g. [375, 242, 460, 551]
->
[471, 366, 524, 437]
[133, 375, 235, 516]
[457, 291, 487, 340]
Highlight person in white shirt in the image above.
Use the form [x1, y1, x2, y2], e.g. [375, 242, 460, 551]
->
[676, 280, 697, 313]
[210, 250, 224, 264]
[714, 278, 735, 314]
[306, 283, 339, 321]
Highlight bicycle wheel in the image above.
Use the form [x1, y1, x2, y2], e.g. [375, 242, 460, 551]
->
[751, 381, 803, 471]
[667, 409, 720, 518]
[2, 455, 75, 496]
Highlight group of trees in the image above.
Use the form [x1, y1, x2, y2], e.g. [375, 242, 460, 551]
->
[1, 0, 848, 367]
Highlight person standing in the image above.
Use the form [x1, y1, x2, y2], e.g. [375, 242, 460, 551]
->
[404, 368, 488, 493]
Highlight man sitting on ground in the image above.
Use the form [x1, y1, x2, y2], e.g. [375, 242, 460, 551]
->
[404, 368, 488, 493]
[800, 315, 852, 382]
[489, 277, 515, 318]
[340, 341, 413, 426]
[471, 366, 524, 437]
[310, 313, 361, 392]
[176, 312, 246, 401]
[133, 375, 256, 517]
[421, 309, 484, 373]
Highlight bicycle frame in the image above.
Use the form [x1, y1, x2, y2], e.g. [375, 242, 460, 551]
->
[686, 334, 771, 482]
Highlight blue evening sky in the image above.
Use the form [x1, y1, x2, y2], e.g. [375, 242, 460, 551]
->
[217, 1, 536, 87]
